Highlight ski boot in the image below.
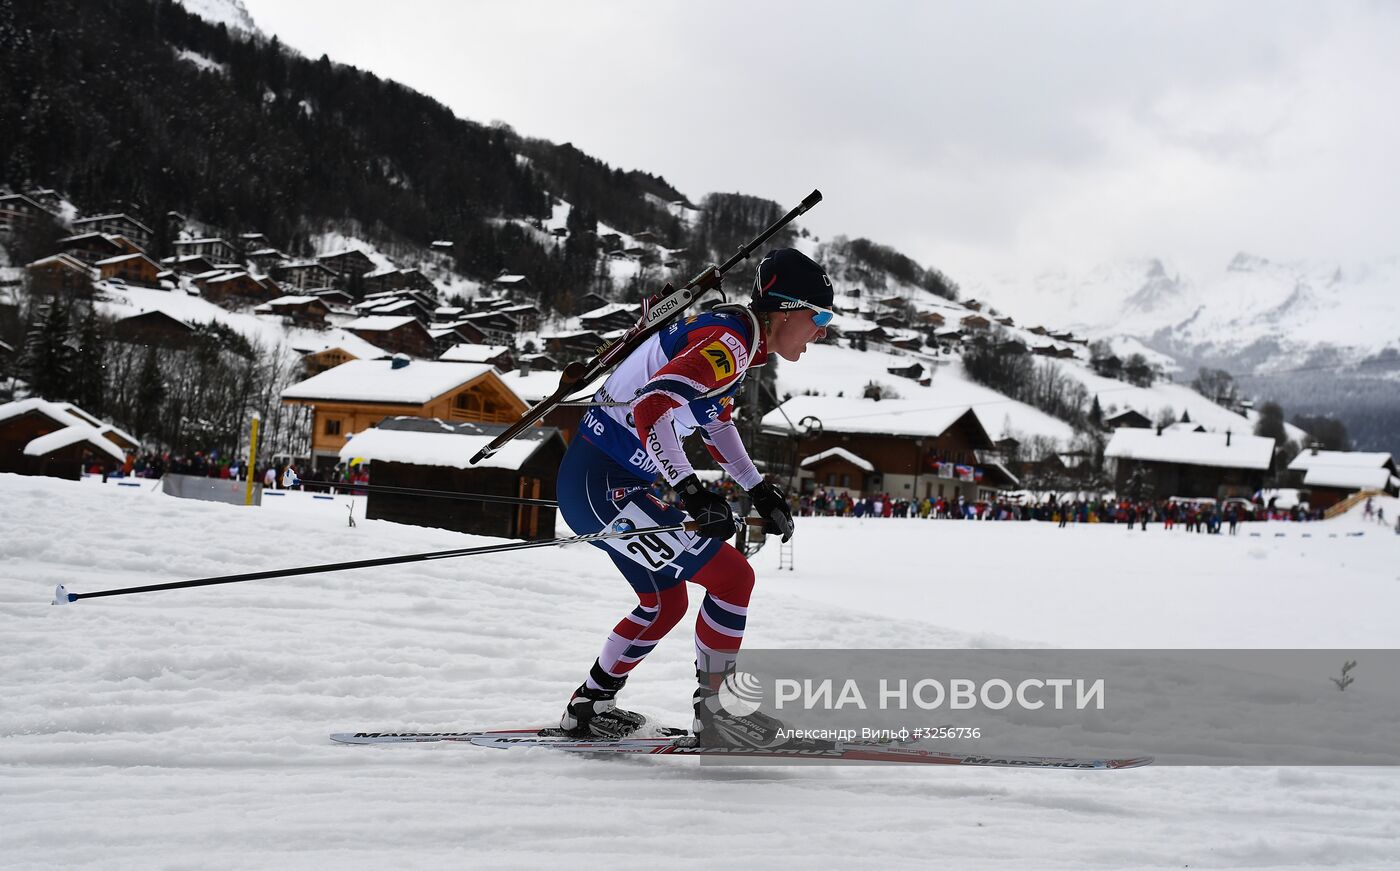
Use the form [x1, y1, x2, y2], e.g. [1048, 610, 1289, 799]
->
[558, 662, 646, 739]
[691, 668, 793, 749]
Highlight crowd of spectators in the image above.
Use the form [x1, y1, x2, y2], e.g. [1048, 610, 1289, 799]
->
[791, 486, 1326, 529]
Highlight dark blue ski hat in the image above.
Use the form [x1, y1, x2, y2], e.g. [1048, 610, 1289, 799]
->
[751, 248, 834, 312]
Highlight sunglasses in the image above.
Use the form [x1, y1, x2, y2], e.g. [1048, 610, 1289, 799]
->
[768, 291, 835, 327]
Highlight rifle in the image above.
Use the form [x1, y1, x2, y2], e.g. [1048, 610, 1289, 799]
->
[469, 188, 822, 464]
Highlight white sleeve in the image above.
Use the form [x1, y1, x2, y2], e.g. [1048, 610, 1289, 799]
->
[701, 418, 763, 490]
[640, 410, 697, 485]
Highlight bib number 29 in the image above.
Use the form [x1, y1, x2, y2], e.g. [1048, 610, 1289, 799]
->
[624, 533, 675, 569]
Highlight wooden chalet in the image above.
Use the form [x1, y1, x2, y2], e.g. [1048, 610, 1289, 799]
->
[0, 193, 61, 239]
[1287, 449, 1399, 510]
[161, 253, 218, 275]
[543, 330, 604, 361]
[1105, 408, 1152, 429]
[518, 352, 559, 372]
[319, 249, 376, 281]
[440, 343, 515, 370]
[72, 213, 152, 250]
[429, 320, 492, 349]
[310, 288, 356, 307]
[256, 295, 331, 326]
[58, 233, 127, 264]
[497, 303, 540, 332]
[247, 248, 288, 272]
[886, 361, 926, 381]
[112, 310, 197, 349]
[201, 271, 276, 306]
[761, 396, 1002, 502]
[174, 237, 238, 263]
[281, 357, 530, 470]
[459, 311, 520, 345]
[25, 254, 93, 295]
[917, 310, 947, 327]
[576, 291, 612, 313]
[960, 314, 991, 330]
[579, 302, 640, 333]
[0, 397, 135, 480]
[95, 253, 162, 287]
[272, 261, 340, 291]
[344, 315, 436, 358]
[1105, 427, 1275, 500]
[338, 417, 564, 540]
[491, 274, 534, 299]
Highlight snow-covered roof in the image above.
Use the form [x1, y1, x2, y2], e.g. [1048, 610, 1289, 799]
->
[93, 253, 156, 267]
[762, 395, 983, 440]
[281, 359, 495, 404]
[343, 315, 420, 332]
[286, 330, 389, 361]
[1288, 450, 1393, 472]
[23, 423, 125, 463]
[1104, 428, 1275, 470]
[579, 302, 639, 319]
[440, 344, 511, 363]
[495, 368, 564, 404]
[1301, 466, 1392, 491]
[262, 295, 319, 306]
[27, 254, 91, 271]
[338, 417, 553, 471]
[0, 397, 133, 461]
[75, 213, 152, 233]
[800, 447, 874, 472]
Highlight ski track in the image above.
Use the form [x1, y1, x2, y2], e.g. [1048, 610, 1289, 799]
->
[3, 473, 1399, 870]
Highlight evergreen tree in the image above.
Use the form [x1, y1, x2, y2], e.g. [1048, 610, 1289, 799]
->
[133, 346, 166, 439]
[18, 297, 76, 400]
[1088, 395, 1104, 430]
[1254, 401, 1288, 443]
[71, 307, 109, 414]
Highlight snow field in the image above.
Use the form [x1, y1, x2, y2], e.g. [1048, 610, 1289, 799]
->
[3, 475, 1399, 869]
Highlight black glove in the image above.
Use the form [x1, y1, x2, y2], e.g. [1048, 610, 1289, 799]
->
[675, 475, 738, 540]
[749, 480, 795, 542]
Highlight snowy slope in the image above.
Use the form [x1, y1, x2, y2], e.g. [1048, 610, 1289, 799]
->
[5, 475, 1400, 869]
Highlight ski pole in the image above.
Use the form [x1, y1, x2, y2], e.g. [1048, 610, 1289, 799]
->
[294, 479, 558, 507]
[51, 519, 768, 605]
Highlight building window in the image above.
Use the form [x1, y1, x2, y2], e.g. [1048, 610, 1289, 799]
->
[324, 418, 342, 436]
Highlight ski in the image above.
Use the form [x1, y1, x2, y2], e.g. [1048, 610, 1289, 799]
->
[468, 189, 823, 465]
[330, 727, 688, 745]
[331, 729, 1153, 769]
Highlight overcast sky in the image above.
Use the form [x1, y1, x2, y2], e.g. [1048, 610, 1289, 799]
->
[239, 0, 1399, 279]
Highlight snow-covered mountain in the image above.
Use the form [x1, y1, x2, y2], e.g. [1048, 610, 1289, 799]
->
[964, 254, 1400, 453]
[174, 0, 259, 35]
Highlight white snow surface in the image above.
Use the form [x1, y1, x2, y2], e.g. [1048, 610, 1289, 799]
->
[4, 474, 1400, 869]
